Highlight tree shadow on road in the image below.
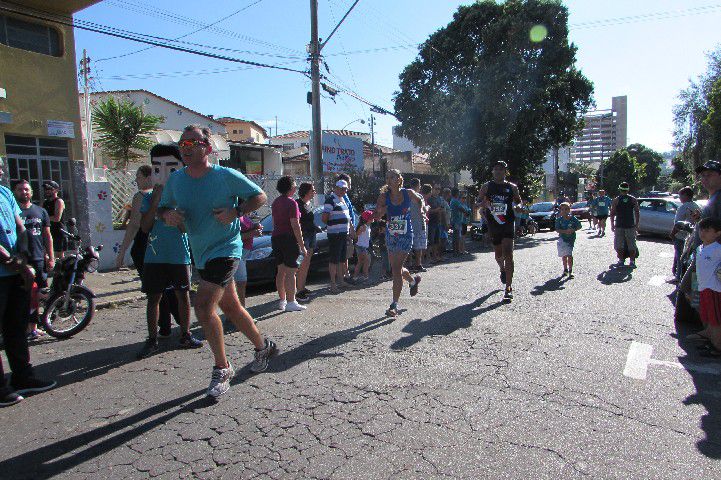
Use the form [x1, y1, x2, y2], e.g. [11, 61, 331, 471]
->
[531, 276, 569, 296]
[673, 304, 721, 459]
[0, 389, 212, 480]
[390, 290, 503, 351]
[597, 265, 633, 284]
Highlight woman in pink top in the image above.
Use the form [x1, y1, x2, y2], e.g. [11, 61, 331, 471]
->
[271, 176, 307, 312]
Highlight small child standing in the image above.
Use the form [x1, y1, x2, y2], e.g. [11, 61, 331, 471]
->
[555, 202, 582, 278]
[353, 211, 373, 282]
[694, 217, 721, 356]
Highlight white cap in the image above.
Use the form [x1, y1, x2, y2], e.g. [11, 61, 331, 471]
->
[335, 179, 349, 189]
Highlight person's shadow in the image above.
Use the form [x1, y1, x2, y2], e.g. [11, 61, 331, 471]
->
[531, 276, 569, 296]
[597, 265, 633, 284]
[390, 291, 503, 350]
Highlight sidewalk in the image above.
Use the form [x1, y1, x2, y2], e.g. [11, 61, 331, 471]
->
[86, 268, 144, 309]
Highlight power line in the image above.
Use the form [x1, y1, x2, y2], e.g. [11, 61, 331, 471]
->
[95, 60, 308, 81]
[570, 4, 721, 29]
[0, 4, 309, 76]
[97, 0, 267, 62]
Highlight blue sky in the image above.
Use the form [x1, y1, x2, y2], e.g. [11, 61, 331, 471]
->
[74, 0, 721, 152]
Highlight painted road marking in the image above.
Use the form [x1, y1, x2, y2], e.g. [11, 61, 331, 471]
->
[648, 275, 669, 286]
[658, 252, 674, 258]
[623, 341, 721, 380]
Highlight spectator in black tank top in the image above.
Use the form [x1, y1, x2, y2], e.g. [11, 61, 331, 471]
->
[296, 182, 318, 302]
[42, 181, 65, 259]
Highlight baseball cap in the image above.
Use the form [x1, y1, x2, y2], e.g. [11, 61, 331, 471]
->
[335, 179, 349, 189]
[43, 180, 60, 190]
[695, 160, 721, 174]
[361, 210, 374, 223]
[618, 182, 630, 191]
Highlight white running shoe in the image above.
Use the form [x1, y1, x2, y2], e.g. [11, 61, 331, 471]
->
[277, 299, 287, 311]
[285, 301, 307, 312]
[250, 339, 278, 373]
[207, 363, 235, 398]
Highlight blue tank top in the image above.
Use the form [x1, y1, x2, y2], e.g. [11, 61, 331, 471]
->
[385, 189, 413, 239]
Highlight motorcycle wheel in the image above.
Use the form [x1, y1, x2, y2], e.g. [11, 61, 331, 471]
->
[41, 290, 95, 338]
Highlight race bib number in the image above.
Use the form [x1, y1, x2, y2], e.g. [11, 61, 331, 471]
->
[490, 203, 507, 215]
[388, 216, 407, 235]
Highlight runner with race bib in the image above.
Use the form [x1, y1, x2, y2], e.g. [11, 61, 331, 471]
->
[478, 161, 523, 301]
[374, 169, 424, 317]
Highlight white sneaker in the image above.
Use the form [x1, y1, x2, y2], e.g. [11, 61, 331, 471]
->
[207, 363, 235, 398]
[277, 299, 287, 311]
[285, 301, 307, 312]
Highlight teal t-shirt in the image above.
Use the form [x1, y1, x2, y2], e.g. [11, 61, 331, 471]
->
[159, 165, 263, 269]
[450, 198, 470, 226]
[141, 191, 191, 265]
[555, 215, 582, 244]
[0, 186, 21, 277]
[593, 196, 612, 216]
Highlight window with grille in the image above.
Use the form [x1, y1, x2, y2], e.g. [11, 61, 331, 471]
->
[0, 14, 62, 57]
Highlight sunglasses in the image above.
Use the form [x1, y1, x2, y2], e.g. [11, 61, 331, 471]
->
[178, 139, 208, 148]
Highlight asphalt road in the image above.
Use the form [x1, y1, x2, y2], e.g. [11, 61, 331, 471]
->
[1, 226, 719, 479]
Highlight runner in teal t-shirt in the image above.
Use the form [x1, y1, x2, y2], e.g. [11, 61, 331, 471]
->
[141, 191, 190, 265]
[591, 190, 612, 236]
[555, 203, 582, 278]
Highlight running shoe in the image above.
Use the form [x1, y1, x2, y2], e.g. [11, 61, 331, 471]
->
[562, 269, 568, 277]
[385, 303, 399, 317]
[11, 376, 57, 395]
[0, 387, 23, 407]
[285, 301, 307, 312]
[250, 339, 278, 373]
[26, 329, 46, 341]
[296, 290, 311, 302]
[207, 363, 235, 398]
[277, 299, 287, 311]
[409, 275, 421, 296]
[136, 338, 159, 359]
[503, 288, 513, 301]
[179, 333, 203, 349]
[568, 272, 575, 279]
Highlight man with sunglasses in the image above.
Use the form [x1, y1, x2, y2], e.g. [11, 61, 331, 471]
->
[158, 125, 276, 399]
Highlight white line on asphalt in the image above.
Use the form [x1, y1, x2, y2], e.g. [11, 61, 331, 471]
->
[623, 341, 654, 380]
[648, 275, 668, 286]
[658, 252, 674, 258]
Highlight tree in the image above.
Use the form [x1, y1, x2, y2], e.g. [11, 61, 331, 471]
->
[393, 0, 593, 199]
[703, 76, 721, 158]
[93, 97, 164, 170]
[626, 143, 664, 191]
[598, 149, 645, 197]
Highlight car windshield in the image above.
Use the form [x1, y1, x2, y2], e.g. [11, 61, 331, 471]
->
[530, 202, 554, 212]
[572, 202, 587, 209]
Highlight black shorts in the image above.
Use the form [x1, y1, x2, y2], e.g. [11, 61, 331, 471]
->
[487, 222, 515, 246]
[303, 231, 317, 251]
[595, 215, 608, 221]
[272, 234, 301, 268]
[50, 223, 66, 252]
[141, 263, 191, 294]
[198, 257, 239, 287]
[28, 259, 47, 288]
[462, 223, 468, 235]
[328, 232, 348, 264]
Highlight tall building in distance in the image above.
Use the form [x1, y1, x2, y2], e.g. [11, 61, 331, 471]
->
[571, 95, 627, 165]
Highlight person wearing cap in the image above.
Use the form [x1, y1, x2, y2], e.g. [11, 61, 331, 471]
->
[610, 182, 640, 267]
[337, 173, 357, 283]
[42, 180, 65, 259]
[323, 179, 352, 293]
[477, 160, 522, 302]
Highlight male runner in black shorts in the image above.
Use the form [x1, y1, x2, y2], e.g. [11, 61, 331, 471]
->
[478, 161, 522, 301]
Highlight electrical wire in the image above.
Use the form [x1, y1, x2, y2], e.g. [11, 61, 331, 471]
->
[95, 60, 308, 81]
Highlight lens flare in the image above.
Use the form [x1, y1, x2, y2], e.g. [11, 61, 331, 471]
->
[529, 24, 548, 43]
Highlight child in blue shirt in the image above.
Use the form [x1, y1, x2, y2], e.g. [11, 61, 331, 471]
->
[555, 202, 582, 278]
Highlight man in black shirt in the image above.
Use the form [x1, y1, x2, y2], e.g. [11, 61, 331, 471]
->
[13, 180, 54, 340]
[610, 182, 640, 268]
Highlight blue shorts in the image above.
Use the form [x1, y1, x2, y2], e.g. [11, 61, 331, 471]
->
[356, 245, 369, 255]
[386, 232, 412, 253]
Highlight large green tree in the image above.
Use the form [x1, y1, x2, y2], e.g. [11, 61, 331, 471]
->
[598, 149, 645, 197]
[626, 143, 664, 190]
[93, 97, 164, 170]
[393, 0, 593, 198]
[703, 76, 721, 158]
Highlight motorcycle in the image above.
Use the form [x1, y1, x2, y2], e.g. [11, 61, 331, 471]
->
[41, 229, 103, 338]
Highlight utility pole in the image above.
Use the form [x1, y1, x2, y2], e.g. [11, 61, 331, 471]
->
[369, 114, 376, 173]
[80, 49, 94, 181]
[309, 0, 324, 192]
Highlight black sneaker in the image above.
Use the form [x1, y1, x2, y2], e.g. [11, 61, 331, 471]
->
[179, 333, 203, 349]
[0, 386, 24, 407]
[136, 338, 159, 359]
[296, 290, 311, 303]
[503, 288, 513, 302]
[10, 376, 56, 395]
[563, 269, 568, 276]
[409, 275, 421, 297]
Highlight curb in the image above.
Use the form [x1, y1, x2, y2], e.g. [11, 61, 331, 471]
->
[96, 294, 145, 310]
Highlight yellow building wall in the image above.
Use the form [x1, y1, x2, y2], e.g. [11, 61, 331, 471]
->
[0, 14, 84, 162]
[225, 121, 267, 143]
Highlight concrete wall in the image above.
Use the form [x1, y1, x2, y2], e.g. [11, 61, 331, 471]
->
[86, 181, 129, 271]
[224, 121, 268, 143]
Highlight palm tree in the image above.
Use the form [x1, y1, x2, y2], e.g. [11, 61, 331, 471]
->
[92, 97, 164, 170]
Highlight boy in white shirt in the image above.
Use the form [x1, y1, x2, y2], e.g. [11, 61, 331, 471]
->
[694, 217, 721, 355]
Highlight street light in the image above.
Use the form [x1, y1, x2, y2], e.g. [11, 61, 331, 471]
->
[341, 118, 366, 130]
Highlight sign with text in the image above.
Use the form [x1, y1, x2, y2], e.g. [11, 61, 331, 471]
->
[321, 134, 363, 173]
[47, 120, 75, 138]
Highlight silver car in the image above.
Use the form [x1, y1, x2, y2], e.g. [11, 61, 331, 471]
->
[637, 197, 707, 236]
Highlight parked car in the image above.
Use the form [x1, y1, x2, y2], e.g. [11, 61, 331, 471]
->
[636, 197, 707, 236]
[570, 201, 590, 220]
[528, 202, 556, 230]
[245, 206, 330, 284]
